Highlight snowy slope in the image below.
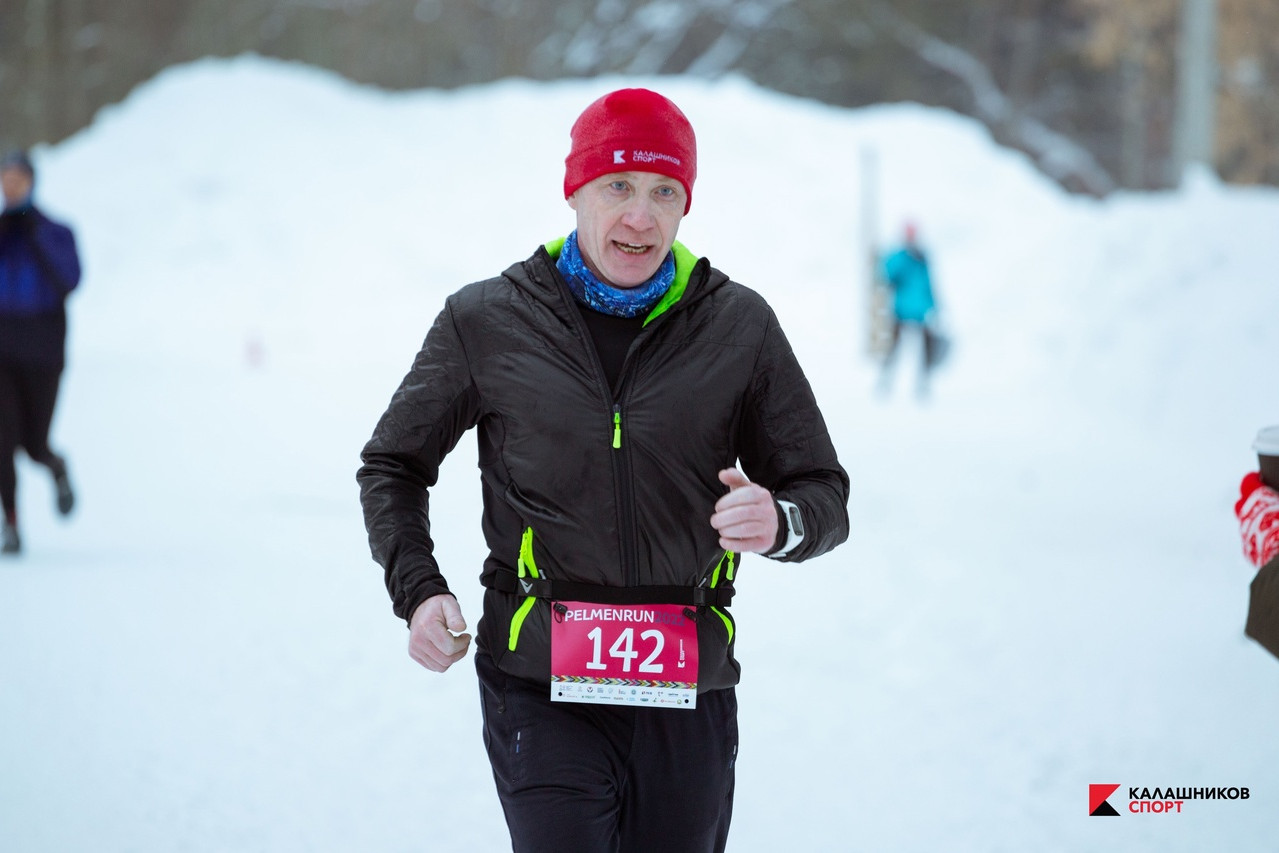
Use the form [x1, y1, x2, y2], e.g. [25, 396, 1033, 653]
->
[2, 55, 1278, 852]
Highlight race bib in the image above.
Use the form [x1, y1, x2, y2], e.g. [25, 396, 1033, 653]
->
[550, 602, 698, 709]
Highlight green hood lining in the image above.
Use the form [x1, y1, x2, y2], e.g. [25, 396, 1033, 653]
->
[543, 237, 700, 327]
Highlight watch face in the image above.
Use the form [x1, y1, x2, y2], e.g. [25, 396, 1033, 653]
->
[787, 506, 804, 537]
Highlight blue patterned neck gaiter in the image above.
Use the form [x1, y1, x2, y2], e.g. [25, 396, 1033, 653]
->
[556, 230, 675, 318]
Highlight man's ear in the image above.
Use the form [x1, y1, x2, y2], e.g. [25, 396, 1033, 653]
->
[567, 192, 578, 211]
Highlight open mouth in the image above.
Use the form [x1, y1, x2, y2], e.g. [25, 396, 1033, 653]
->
[614, 242, 650, 255]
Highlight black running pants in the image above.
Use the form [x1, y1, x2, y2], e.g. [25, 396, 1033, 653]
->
[476, 651, 737, 853]
[0, 361, 66, 519]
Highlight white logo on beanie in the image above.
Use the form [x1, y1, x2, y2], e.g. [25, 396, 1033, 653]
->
[613, 150, 626, 164]
[633, 150, 681, 167]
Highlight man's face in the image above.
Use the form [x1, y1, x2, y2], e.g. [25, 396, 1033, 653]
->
[1, 167, 33, 209]
[568, 171, 686, 288]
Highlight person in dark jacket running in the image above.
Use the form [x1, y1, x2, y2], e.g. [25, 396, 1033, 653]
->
[358, 88, 849, 853]
[1, 150, 80, 555]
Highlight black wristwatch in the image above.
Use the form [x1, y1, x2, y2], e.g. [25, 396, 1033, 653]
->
[769, 500, 805, 558]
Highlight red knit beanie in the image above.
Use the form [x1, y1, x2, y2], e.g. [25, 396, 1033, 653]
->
[564, 88, 697, 214]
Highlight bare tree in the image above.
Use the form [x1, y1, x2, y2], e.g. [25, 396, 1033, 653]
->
[1216, 0, 1279, 184]
[865, 0, 1116, 195]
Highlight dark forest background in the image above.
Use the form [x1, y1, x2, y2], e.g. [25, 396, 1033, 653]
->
[3, 0, 1276, 196]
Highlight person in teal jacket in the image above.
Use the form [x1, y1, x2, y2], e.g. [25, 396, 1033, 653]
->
[878, 221, 940, 398]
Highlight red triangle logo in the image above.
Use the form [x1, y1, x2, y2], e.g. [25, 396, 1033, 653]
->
[1089, 783, 1121, 815]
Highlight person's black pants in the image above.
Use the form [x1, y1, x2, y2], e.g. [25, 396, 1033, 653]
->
[883, 319, 929, 372]
[0, 360, 66, 521]
[476, 651, 737, 853]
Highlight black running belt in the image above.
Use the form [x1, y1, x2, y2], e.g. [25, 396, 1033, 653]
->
[486, 569, 735, 608]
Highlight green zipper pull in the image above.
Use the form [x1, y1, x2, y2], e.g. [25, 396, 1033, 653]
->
[612, 405, 622, 449]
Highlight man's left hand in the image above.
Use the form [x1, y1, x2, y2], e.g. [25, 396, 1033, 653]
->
[710, 468, 779, 554]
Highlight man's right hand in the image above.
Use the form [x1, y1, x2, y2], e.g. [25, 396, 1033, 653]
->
[408, 594, 472, 673]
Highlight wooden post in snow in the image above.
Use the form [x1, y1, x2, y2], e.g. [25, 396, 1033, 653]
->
[861, 145, 890, 359]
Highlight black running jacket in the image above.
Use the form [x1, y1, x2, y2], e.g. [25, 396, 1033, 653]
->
[358, 241, 849, 692]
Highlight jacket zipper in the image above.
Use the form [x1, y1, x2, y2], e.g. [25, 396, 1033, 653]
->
[547, 251, 709, 595]
[610, 401, 638, 586]
[556, 281, 643, 588]
[608, 312, 668, 589]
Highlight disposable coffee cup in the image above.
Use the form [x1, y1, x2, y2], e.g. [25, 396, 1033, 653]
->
[1254, 426, 1279, 489]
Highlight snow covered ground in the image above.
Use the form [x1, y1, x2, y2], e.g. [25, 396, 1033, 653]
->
[2, 56, 1278, 852]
